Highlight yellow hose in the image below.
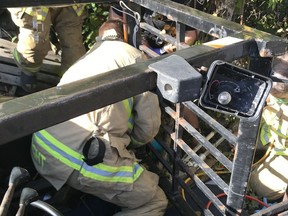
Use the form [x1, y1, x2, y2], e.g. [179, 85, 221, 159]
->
[181, 171, 230, 201]
[252, 142, 273, 169]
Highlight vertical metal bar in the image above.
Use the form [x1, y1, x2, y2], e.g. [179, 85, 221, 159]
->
[175, 22, 185, 50]
[172, 103, 184, 194]
[225, 118, 261, 215]
[126, 1, 142, 48]
[225, 53, 272, 215]
[249, 56, 272, 77]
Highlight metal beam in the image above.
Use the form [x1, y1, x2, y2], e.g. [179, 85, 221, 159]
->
[2, 0, 287, 55]
[0, 40, 255, 145]
[0, 0, 118, 8]
[131, 0, 288, 56]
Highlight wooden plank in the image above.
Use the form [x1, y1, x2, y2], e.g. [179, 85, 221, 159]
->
[0, 72, 20, 86]
[37, 73, 60, 87]
[0, 62, 21, 75]
[0, 46, 61, 76]
[0, 48, 15, 64]
[0, 38, 61, 62]
[40, 60, 61, 75]
[0, 64, 60, 87]
[0, 39, 67, 92]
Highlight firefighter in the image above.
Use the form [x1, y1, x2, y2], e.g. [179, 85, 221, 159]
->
[8, 4, 87, 92]
[250, 52, 288, 201]
[31, 20, 168, 216]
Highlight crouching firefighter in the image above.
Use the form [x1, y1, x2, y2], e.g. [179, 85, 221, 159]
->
[30, 20, 168, 216]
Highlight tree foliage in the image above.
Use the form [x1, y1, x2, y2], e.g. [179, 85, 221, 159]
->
[82, 3, 110, 49]
[267, 0, 284, 9]
[199, 0, 288, 39]
[243, 0, 288, 38]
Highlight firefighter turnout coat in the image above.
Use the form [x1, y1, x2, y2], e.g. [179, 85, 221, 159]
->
[250, 95, 288, 201]
[31, 39, 167, 215]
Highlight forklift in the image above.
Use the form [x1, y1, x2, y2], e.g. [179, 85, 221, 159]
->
[0, 0, 288, 215]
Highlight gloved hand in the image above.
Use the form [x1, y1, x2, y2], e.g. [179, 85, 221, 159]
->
[134, 145, 148, 161]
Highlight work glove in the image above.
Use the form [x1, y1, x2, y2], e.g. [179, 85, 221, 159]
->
[134, 145, 148, 161]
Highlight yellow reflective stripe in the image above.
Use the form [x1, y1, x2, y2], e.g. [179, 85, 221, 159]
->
[24, 7, 33, 15]
[81, 162, 143, 183]
[39, 130, 81, 159]
[128, 113, 134, 131]
[123, 97, 133, 116]
[21, 8, 26, 13]
[13, 49, 40, 74]
[272, 148, 288, 156]
[81, 170, 133, 183]
[24, 7, 48, 21]
[13, 48, 21, 65]
[123, 97, 134, 131]
[34, 134, 80, 170]
[72, 4, 86, 16]
[37, 7, 48, 21]
[133, 163, 143, 180]
[260, 124, 271, 145]
[93, 163, 132, 173]
[260, 124, 288, 155]
[35, 130, 144, 183]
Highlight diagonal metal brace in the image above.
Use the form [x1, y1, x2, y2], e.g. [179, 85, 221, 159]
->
[149, 55, 202, 103]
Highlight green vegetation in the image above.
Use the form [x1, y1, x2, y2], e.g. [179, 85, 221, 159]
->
[82, 1, 288, 48]
[244, 0, 288, 37]
[82, 3, 110, 49]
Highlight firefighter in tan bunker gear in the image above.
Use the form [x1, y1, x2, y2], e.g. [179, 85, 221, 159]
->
[250, 52, 288, 201]
[31, 20, 168, 216]
[8, 5, 87, 92]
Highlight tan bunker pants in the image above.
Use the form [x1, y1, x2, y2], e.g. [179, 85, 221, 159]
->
[9, 7, 86, 75]
[67, 168, 168, 216]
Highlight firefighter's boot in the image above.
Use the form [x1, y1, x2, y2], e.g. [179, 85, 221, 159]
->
[20, 71, 37, 93]
[13, 48, 38, 93]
